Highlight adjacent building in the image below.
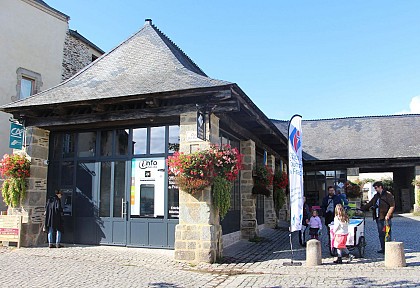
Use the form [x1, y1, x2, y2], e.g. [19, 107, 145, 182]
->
[0, 0, 104, 210]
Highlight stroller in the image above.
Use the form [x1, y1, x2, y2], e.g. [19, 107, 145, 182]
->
[329, 208, 366, 258]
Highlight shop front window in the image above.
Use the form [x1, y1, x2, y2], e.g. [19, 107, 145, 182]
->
[133, 128, 147, 155]
[150, 126, 165, 154]
[78, 132, 96, 157]
[100, 131, 113, 157]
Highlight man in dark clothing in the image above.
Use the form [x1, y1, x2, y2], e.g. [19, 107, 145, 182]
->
[44, 190, 64, 248]
[362, 181, 395, 254]
[321, 186, 342, 233]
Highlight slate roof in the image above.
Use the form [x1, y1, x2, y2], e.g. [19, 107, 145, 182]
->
[272, 114, 420, 161]
[1, 19, 231, 109]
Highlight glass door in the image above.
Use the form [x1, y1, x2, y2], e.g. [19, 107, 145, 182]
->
[99, 161, 128, 245]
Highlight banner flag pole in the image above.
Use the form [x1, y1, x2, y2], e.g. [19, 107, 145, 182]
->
[283, 114, 303, 267]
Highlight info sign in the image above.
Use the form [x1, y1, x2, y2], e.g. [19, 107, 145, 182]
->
[9, 122, 24, 149]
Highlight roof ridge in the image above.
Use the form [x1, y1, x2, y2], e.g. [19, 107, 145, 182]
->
[271, 114, 420, 122]
[149, 22, 207, 77]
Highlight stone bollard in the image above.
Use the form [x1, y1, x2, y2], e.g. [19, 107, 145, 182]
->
[385, 241, 406, 267]
[306, 239, 322, 266]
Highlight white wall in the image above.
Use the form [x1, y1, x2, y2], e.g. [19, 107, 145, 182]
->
[0, 0, 68, 156]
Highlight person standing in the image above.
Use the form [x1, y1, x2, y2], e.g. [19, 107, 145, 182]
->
[362, 181, 395, 254]
[44, 190, 64, 248]
[302, 196, 311, 226]
[321, 186, 341, 232]
[332, 204, 354, 264]
[308, 209, 322, 240]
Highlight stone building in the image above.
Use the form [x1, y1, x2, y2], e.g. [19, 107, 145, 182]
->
[273, 115, 420, 213]
[0, 0, 103, 210]
[0, 19, 288, 263]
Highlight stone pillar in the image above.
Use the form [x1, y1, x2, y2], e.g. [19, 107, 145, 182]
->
[306, 239, 322, 266]
[240, 140, 258, 239]
[9, 127, 49, 246]
[414, 166, 420, 213]
[174, 112, 222, 263]
[264, 154, 277, 228]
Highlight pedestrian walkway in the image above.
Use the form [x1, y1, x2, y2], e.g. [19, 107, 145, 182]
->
[0, 214, 419, 287]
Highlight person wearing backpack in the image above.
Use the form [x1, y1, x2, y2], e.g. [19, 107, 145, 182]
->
[321, 186, 342, 234]
[361, 181, 395, 254]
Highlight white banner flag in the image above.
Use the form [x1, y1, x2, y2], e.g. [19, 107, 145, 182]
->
[288, 115, 303, 232]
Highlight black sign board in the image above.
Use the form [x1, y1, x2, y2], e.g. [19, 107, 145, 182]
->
[197, 110, 205, 140]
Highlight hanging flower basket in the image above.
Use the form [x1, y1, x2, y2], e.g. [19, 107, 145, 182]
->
[167, 144, 243, 218]
[273, 170, 288, 211]
[252, 165, 273, 197]
[0, 153, 31, 207]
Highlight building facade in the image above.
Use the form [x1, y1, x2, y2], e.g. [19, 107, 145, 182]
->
[1, 19, 288, 263]
[0, 0, 103, 210]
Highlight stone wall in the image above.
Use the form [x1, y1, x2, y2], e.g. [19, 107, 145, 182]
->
[9, 127, 49, 246]
[264, 154, 277, 228]
[62, 32, 94, 81]
[174, 112, 222, 263]
[240, 140, 257, 239]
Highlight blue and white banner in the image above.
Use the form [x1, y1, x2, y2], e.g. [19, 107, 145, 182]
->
[288, 115, 303, 232]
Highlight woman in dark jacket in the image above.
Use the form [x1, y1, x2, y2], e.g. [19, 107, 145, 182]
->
[44, 190, 64, 248]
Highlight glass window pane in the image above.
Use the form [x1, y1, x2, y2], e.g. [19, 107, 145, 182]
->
[61, 161, 74, 186]
[113, 161, 126, 217]
[75, 162, 98, 217]
[20, 77, 33, 99]
[51, 134, 62, 160]
[116, 129, 129, 156]
[150, 126, 165, 154]
[133, 128, 147, 155]
[168, 125, 180, 153]
[99, 162, 111, 217]
[63, 133, 75, 158]
[78, 132, 96, 157]
[100, 130, 113, 157]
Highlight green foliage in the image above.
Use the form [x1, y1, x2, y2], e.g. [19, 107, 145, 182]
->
[1, 177, 27, 208]
[345, 180, 361, 198]
[381, 178, 394, 193]
[274, 188, 286, 212]
[0, 154, 30, 207]
[212, 176, 232, 219]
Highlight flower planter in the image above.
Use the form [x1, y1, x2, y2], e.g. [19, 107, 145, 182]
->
[252, 183, 271, 197]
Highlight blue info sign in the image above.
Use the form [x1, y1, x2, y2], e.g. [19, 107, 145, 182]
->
[9, 122, 24, 149]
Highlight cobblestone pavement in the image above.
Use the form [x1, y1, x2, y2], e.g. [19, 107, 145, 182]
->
[0, 214, 419, 287]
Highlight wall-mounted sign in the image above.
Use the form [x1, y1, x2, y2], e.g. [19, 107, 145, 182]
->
[197, 110, 205, 141]
[9, 122, 24, 149]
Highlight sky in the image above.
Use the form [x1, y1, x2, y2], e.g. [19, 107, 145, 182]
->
[47, 0, 420, 120]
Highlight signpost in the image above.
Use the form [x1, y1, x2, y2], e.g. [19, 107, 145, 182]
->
[9, 122, 24, 149]
[0, 215, 22, 248]
[196, 110, 205, 141]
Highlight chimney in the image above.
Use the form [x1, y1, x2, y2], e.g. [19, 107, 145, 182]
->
[145, 19, 152, 26]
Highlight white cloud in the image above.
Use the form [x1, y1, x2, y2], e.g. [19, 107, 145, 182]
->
[397, 96, 420, 114]
[409, 96, 420, 113]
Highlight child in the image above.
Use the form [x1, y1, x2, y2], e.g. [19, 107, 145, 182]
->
[332, 204, 354, 264]
[308, 209, 322, 240]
